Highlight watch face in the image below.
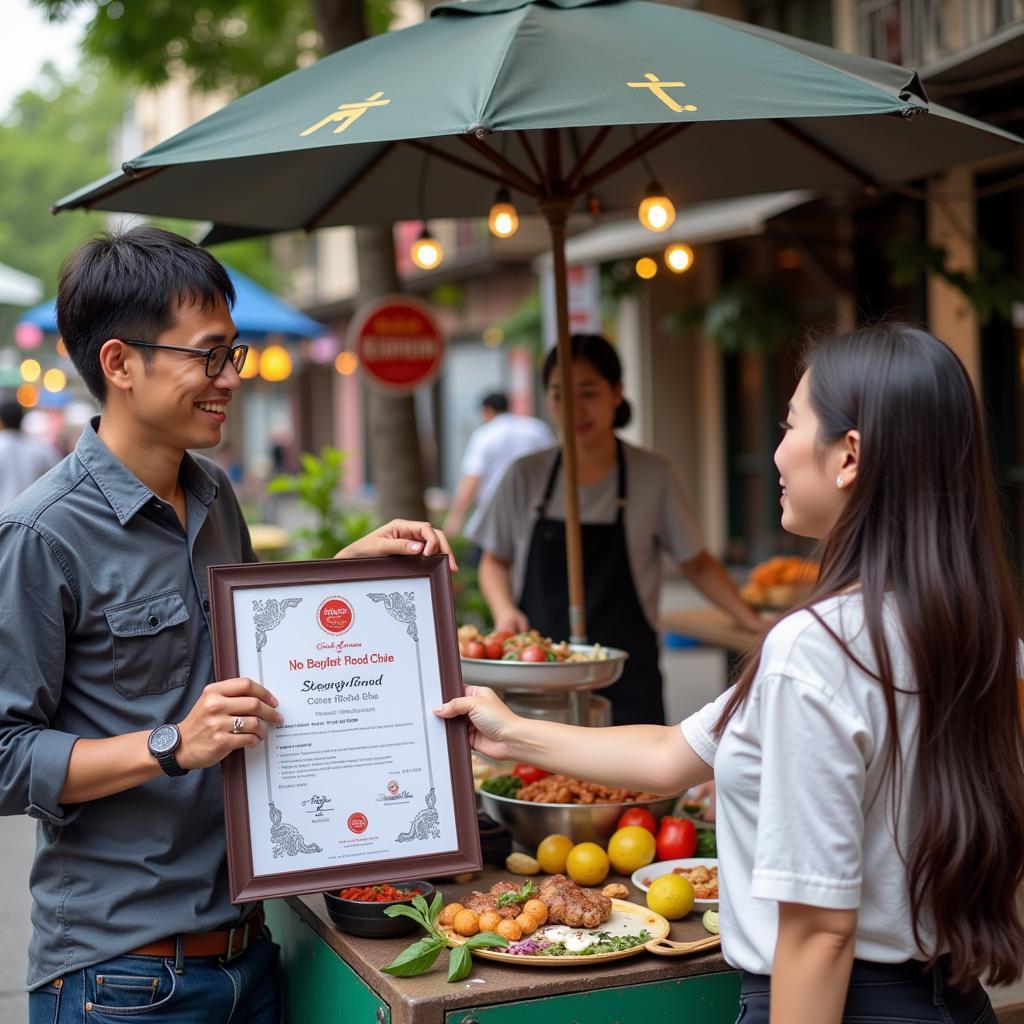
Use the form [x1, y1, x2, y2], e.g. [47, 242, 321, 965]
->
[150, 724, 179, 754]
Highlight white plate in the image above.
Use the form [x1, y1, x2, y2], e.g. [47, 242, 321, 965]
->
[460, 644, 628, 692]
[631, 858, 720, 908]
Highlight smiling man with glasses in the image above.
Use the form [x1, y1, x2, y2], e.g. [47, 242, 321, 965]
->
[0, 226, 455, 1024]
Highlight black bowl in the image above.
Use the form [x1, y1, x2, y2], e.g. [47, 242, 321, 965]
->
[322, 881, 436, 939]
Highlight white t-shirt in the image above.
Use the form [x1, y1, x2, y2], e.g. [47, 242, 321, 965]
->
[0, 431, 60, 512]
[460, 413, 554, 534]
[470, 441, 704, 629]
[681, 593, 936, 975]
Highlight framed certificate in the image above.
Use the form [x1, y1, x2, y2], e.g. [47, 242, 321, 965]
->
[207, 555, 482, 902]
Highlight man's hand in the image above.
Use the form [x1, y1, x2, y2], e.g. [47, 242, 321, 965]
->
[177, 677, 284, 770]
[335, 519, 458, 572]
[494, 607, 529, 634]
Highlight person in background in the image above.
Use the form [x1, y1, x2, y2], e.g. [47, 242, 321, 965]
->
[0, 399, 59, 511]
[443, 391, 554, 539]
[440, 323, 1022, 1023]
[471, 334, 761, 725]
[0, 226, 455, 1024]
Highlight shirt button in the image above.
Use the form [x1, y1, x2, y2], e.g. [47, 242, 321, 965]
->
[152, 502, 162, 511]
[148, 615, 159, 626]
[203, 600, 210, 613]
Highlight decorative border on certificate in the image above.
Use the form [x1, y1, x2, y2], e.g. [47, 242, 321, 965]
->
[208, 555, 481, 903]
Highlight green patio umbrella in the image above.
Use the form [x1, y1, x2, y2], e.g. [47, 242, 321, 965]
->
[56, 0, 1021, 649]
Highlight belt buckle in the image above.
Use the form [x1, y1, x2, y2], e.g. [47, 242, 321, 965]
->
[224, 920, 250, 963]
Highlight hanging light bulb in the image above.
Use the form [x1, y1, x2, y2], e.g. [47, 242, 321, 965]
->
[487, 188, 519, 239]
[635, 256, 658, 280]
[638, 182, 676, 232]
[664, 242, 694, 274]
[410, 226, 444, 270]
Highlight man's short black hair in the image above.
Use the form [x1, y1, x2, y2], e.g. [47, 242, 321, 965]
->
[0, 400, 24, 430]
[56, 226, 236, 402]
[481, 392, 509, 414]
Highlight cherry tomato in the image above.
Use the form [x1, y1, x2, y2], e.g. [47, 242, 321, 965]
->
[617, 807, 657, 834]
[655, 816, 697, 860]
[489, 631, 514, 644]
[465, 640, 486, 660]
[519, 645, 550, 662]
[512, 764, 550, 785]
[485, 640, 504, 660]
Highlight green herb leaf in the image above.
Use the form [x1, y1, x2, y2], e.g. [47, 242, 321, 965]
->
[383, 904, 428, 927]
[411, 894, 431, 920]
[464, 932, 509, 950]
[496, 880, 536, 907]
[381, 936, 446, 977]
[447, 943, 473, 983]
[429, 890, 444, 926]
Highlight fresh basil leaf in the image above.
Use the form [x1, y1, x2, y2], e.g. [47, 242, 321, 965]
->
[384, 904, 428, 927]
[496, 880, 536, 907]
[412, 894, 431, 920]
[429, 890, 444, 925]
[447, 943, 473, 983]
[381, 936, 446, 977]
[464, 931, 509, 950]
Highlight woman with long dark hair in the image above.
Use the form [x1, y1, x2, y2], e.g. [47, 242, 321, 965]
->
[438, 323, 1024, 1021]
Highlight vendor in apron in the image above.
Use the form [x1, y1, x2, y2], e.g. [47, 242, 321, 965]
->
[471, 333, 762, 726]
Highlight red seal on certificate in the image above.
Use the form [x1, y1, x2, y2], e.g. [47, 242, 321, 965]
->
[347, 812, 368, 834]
[318, 597, 354, 635]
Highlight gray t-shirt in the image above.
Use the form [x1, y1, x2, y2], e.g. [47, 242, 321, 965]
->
[0, 418, 257, 989]
[469, 441, 704, 629]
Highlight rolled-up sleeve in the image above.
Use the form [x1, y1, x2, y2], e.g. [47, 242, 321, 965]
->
[0, 521, 80, 825]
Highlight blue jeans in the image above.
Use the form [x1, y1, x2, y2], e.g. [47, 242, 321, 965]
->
[28, 932, 280, 1024]
[738, 957, 997, 1023]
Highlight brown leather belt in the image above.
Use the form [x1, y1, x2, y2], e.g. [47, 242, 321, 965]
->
[129, 908, 265, 962]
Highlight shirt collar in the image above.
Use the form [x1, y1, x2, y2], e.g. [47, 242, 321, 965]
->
[76, 417, 219, 526]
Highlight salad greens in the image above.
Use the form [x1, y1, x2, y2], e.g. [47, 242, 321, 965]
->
[480, 775, 522, 798]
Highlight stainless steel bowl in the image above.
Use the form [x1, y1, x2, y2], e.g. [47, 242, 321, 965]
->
[460, 645, 628, 692]
[479, 790, 680, 849]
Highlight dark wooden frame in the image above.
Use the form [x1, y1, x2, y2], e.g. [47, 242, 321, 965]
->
[208, 554, 481, 903]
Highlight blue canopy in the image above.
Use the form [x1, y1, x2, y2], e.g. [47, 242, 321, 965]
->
[17, 265, 326, 341]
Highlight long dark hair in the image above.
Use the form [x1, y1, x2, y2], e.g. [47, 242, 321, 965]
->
[715, 323, 1024, 987]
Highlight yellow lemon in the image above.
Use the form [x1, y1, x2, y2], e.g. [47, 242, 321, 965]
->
[646, 874, 695, 920]
[536, 834, 575, 875]
[565, 842, 610, 886]
[606, 826, 657, 874]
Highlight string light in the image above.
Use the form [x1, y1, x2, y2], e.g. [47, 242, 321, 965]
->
[635, 257, 658, 279]
[43, 368, 67, 392]
[239, 349, 260, 379]
[16, 384, 38, 407]
[258, 345, 292, 382]
[638, 182, 676, 232]
[487, 189, 519, 238]
[335, 351, 359, 376]
[20, 358, 41, 382]
[410, 227, 444, 270]
[664, 243, 694, 273]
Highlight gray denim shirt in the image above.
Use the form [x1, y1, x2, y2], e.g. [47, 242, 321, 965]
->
[0, 418, 257, 989]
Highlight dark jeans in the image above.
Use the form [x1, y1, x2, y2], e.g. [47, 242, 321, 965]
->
[28, 931, 280, 1024]
[738, 957, 997, 1023]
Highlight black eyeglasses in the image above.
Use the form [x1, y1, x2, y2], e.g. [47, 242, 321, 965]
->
[120, 339, 249, 378]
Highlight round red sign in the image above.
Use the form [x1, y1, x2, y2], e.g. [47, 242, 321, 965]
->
[350, 295, 446, 393]
[347, 812, 368, 835]
[318, 597, 354, 635]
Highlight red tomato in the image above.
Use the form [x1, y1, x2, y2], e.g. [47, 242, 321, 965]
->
[656, 816, 697, 861]
[519, 645, 549, 662]
[617, 807, 657, 834]
[465, 640, 486, 660]
[489, 631, 514, 644]
[485, 640, 504, 660]
[512, 763, 550, 785]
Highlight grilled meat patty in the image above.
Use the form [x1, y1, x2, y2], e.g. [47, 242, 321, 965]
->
[539, 874, 612, 928]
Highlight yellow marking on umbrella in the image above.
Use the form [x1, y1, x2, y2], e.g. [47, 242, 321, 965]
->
[301, 92, 391, 137]
[626, 73, 698, 113]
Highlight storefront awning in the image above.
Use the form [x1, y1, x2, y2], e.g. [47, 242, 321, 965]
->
[537, 190, 813, 269]
[0, 261, 43, 306]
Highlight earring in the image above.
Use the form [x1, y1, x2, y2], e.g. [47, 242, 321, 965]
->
[836, 475, 845, 488]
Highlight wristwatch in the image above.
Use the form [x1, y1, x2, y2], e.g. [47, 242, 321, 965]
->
[148, 723, 188, 777]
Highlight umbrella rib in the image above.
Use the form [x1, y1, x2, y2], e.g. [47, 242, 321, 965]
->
[576, 123, 693, 195]
[457, 135, 543, 197]
[565, 126, 613, 194]
[771, 120, 879, 194]
[52, 166, 164, 214]
[515, 131, 547, 191]
[403, 138, 521, 193]
[302, 143, 397, 233]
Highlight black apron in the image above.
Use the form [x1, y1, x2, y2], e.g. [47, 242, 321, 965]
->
[517, 441, 665, 725]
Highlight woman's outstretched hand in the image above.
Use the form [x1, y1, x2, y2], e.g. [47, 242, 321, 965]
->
[433, 685, 524, 762]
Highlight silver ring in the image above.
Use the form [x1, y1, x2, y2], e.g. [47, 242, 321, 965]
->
[232, 716, 245, 735]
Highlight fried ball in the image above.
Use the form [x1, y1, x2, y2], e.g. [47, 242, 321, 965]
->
[478, 911, 502, 933]
[438, 903, 465, 927]
[523, 899, 548, 925]
[452, 909, 480, 937]
[514, 912, 539, 935]
[496, 918, 523, 942]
